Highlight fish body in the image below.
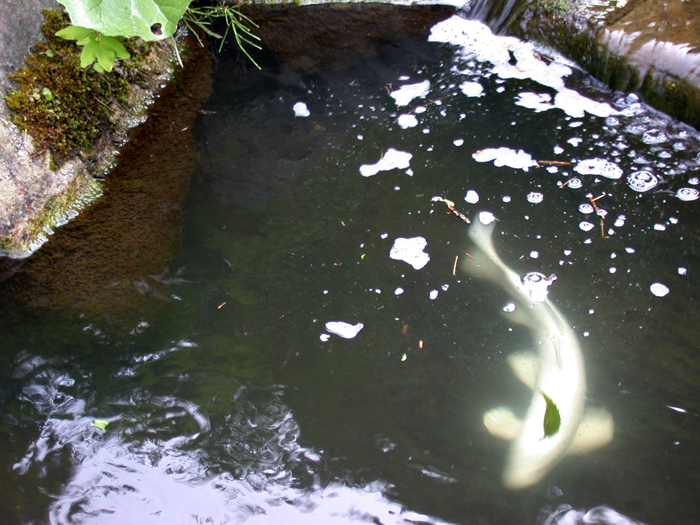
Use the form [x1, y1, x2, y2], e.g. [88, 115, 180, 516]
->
[462, 213, 613, 490]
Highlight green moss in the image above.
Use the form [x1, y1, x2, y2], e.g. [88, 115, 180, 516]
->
[536, 0, 572, 14]
[5, 9, 157, 170]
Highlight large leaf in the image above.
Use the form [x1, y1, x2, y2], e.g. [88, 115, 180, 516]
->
[57, 0, 192, 41]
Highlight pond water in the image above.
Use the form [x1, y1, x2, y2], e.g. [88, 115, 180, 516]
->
[1, 10, 700, 525]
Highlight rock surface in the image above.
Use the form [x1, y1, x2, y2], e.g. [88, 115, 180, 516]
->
[0, 0, 98, 258]
[0, 1, 178, 259]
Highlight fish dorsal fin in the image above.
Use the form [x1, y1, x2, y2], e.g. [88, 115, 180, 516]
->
[483, 406, 522, 441]
[567, 407, 614, 455]
[506, 352, 539, 390]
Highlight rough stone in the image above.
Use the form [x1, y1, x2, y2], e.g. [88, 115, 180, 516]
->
[0, 2, 179, 259]
[0, 0, 97, 258]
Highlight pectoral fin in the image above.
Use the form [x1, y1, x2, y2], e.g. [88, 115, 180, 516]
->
[506, 352, 539, 390]
[484, 407, 523, 441]
[567, 408, 614, 455]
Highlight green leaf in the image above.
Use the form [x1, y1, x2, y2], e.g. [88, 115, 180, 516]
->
[56, 0, 192, 41]
[541, 391, 561, 437]
[80, 40, 99, 69]
[41, 87, 53, 101]
[95, 45, 116, 72]
[55, 25, 95, 41]
[91, 419, 109, 430]
[100, 36, 130, 60]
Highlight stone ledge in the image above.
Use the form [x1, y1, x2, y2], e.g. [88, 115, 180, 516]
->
[0, 2, 179, 258]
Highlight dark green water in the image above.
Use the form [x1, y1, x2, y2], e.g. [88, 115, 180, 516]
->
[1, 12, 700, 525]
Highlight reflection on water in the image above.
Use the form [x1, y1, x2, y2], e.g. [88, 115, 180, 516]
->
[1, 7, 700, 525]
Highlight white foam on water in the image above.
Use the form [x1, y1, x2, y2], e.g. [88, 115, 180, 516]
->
[429, 17, 616, 118]
[390, 80, 430, 107]
[293, 102, 310, 117]
[465, 190, 480, 204]
[579, 221, 595, 232]
[478, 211, 496, 225]
[397, 114, 418, 129]
[472, 147, 538, 171]
[459, 80, 484, 97]
[325, 321, 364, 339]
[574, 158, 624, 179]
[360, 148, 413, 177]
[389, 237, 430, 270]
[579, 203, 594, 214]
[650, 283, 670, 297]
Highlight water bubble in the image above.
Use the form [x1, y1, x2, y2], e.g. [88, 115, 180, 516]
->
[614, 215, 627, 227]
[394, 287, 404, 295]
[530, 251, 539, 259]
[523, 272, 555, 302]
[678, 267, 688, 276]
[503, 303, 516, 312]
[609, 267, 617, 274]
[429, 290, 439, 300]
[642, 129, 668, 144]
[578, 203, 594, 214]
[690, 177, 700, 185]
[502, 195, 512, 202]
[627, 171, 658, 192]
[657, 150, 672, 159]
[650, 283, 670, 297]
[465, 190, 480, 204]
[567, 178, 583, 189]
[605, 116, 620, 126]
[676, 188, 700, 201]
[653, 224, 666, 231]
[579, 221, 595, 232]
[574, 158, 623, 179]
[453, 138, 464, 146]
[527, 192, 544, 204]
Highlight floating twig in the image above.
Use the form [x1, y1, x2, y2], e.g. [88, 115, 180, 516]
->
[462, 251, 476, 262]
[453, 255, 459, 275]
[431, 196, 471, 224]
[538, 160, 573, 166]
